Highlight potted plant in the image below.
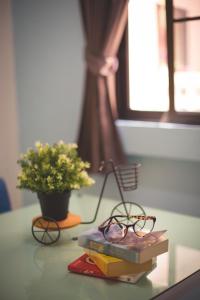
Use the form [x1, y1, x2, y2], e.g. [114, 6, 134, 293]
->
[17, 141, 95, 221]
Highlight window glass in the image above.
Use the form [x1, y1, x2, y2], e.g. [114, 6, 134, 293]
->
[125, 0, 200, 124]
[173, 0, 200, 18]
[128, 0, 169, 112]
[174, 20, 200, 112]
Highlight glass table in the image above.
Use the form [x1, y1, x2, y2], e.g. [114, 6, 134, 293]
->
[0, 193, 200, 300]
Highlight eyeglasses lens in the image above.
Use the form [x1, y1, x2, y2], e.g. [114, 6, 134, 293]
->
[104, 223, 126, 242]
[134, 218, 154, 237]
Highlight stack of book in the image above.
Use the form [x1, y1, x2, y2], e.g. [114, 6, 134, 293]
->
[68, 228, 168, 284]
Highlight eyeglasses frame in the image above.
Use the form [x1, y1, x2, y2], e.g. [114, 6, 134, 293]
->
[98, 214, 156, 241]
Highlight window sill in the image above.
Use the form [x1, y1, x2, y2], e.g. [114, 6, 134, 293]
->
[116, 119, 200, 162]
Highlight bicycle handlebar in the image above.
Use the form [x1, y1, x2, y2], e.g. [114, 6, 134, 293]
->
[98, 159, 115, 173]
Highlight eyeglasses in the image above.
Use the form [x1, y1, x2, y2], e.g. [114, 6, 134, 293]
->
[98, 215, 156, 243]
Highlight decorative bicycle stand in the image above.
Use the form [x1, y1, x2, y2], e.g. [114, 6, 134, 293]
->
[32, 159, 145, 245]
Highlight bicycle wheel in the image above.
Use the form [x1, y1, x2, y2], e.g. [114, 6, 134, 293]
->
[32, 216, 60, 245]
[110, 201, 146, 225]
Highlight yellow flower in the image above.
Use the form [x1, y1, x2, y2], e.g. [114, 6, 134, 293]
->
[47, 176, 51, 182]
[35, 141, 42, 148]
[80, 170, 89, 179]
[70, 183, 80, 190]
[84, 161, 90, 168]
[18, 172, 27, 181]
[88, 177, 95, 185]
[67, 143, 78, 149]
[38, 148, 44, 155]
[59, 154, 67, 160]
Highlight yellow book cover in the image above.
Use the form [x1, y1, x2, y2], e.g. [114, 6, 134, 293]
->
[85, 248, 156, 277]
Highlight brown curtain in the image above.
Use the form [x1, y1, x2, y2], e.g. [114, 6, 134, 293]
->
[77, 0, 128, 172]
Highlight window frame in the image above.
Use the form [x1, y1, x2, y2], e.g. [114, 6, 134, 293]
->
[117, 0, 200, 125]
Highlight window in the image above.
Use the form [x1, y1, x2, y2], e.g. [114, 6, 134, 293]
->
[117, 0, 200, 125]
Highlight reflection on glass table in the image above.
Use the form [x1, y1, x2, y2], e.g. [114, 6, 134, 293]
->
[0, 193, 200, 300]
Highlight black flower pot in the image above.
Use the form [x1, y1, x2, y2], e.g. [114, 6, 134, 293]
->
[37, 191, 71, 221]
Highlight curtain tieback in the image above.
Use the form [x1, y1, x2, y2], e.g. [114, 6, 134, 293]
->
[85, 49, 119, 77]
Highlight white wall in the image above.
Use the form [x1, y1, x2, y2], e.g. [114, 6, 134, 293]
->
[12, 0, 85, 206]
[0, 0, 21, 209]
[12, 0, 85, 150]
[12, 0, 200, 216]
